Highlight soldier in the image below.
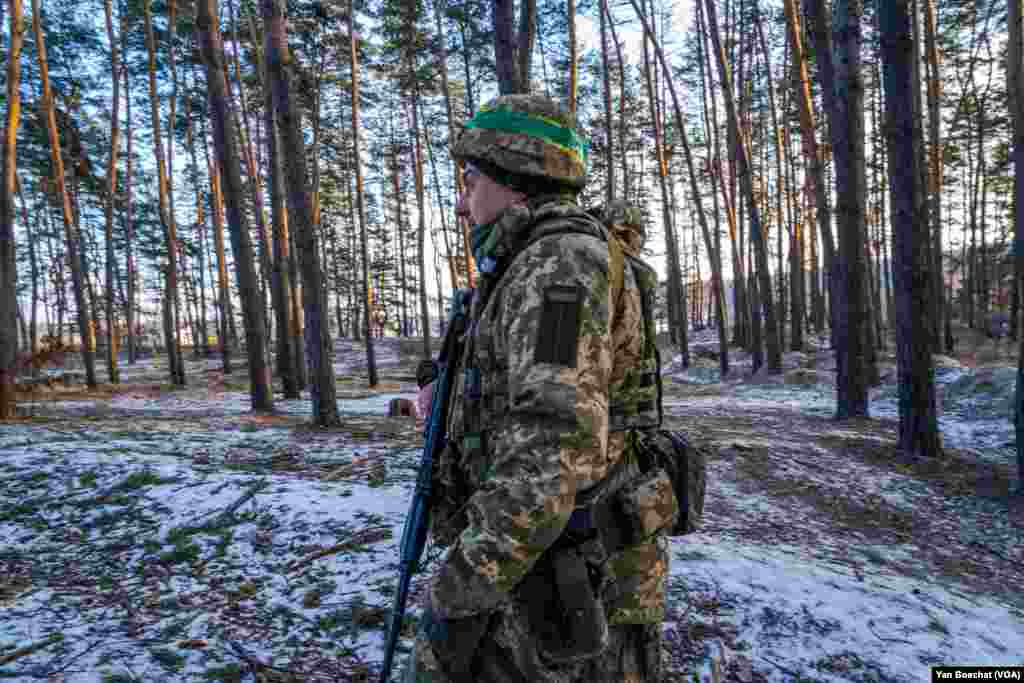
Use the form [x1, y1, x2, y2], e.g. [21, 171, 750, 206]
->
[403, 95, 671, 683]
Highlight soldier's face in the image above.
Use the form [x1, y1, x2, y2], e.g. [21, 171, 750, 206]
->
[457, 164, 525, 227]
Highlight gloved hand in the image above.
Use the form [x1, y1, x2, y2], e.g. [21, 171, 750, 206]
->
[420, 604, 490, 680]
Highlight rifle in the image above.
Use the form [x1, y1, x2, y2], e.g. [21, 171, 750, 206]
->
[380, 298, 468, 683]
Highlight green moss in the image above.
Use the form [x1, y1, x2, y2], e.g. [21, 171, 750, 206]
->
[116, 470, 179, 491]
[151, 647, 186, 672]
[202, 664, 243, 682]
[159, 542, 201, 566]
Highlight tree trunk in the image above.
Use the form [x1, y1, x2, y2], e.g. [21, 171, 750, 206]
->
[703, 0, 781, 373]
[805, 0, 839, 342]
[692, 0, 730, 376]
[411, 78, 432, 359]
[628, 0, 721, 377]
[0, 0, 24, 418]
[699, 0, 747, 349]
[102, 0, 121, 384]
[602, 1, 630, 200]
[249, 10, 297, 398]
[349, 0, 377, 387]
[432, 0, 475, 287]
[516, 0, 536, 93]
[830, 0, 870, 418]
[600, 0, 615, 204]
[923, 0, 945, 352]
[567, 0, 577, 115]
[229, 0, 274, 324]
[262, 0, 337, 424]
[32, 0, 96, 388]
[1009, 0, 1024, 489]
[18, 182, 38, 363]
[206, 145, 232, 375]
[144, 0, 184, 386]
[184, 83, 210, 357]
[756, 1, 798, 351]
[196, 0, 274, 411]
[493, 0, 517, 94]
[122, 23, 137, 365]
[880, 0, 942, 458]
[642, 0, 688, 367]
[166, 0, 188, 376]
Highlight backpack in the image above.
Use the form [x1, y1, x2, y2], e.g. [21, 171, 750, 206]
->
[526, 204, 708, 537]
[594, 205, 707, 537]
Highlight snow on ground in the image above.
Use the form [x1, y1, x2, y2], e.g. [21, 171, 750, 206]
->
[1, 336, 1022, 681]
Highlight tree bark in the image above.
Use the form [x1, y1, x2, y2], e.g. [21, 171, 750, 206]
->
[805, 0, 839, 339]
[785, 0, 833, 344]
[411, 79, 432, 359]
[184, 82, 210, 357]
[516, 0, 536, 92]
[349, 0, 377, 387]
[493, 0, 517, 94]
[144, 0, 184, 385]
[755, 1, 798, 351]
[122, 21, 137, 365]
[600, 0, 614, 203]
[880, 0, 942, 458]
[567, 0, 577, 115]
[923, 0, 946, 352]
[432, 0, 475, 287]
[196, 0, 274, 411]
[207, 151, 232, 374]
[32, 0, 96, 388]
[262, 0, 337, 424]
[1009, 0, 1024, 489]
[831, 0, 870, 417]
[102, 0, 121, 384]
[249, 10, 297, 398]
[0, 0, 24, 418]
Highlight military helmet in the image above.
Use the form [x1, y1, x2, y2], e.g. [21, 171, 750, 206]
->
[452, 94, 589, 191]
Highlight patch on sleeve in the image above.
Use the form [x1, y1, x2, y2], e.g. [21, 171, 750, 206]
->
[534, 285, 582, 368]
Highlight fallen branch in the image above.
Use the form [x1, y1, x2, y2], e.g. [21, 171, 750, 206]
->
[287, 526, 391, 573]
[0, 634, 63, 665]
[759, 654, 803, 679]
[218, 479, 268, 523]
[866, 618, 914, 645]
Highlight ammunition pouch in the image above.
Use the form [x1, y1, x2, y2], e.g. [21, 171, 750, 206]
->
[519, 463, 677, 664]
[519, 544, 609, 665]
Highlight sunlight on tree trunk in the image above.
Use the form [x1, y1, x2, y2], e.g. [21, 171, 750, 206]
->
[32, 0, 96, 389]
[262, 0, 338, 426]
[349, 0, 377, 388]
[0, 0, 24, 419]
[102, 0, 121, 385]
[196, 0, 275, 412]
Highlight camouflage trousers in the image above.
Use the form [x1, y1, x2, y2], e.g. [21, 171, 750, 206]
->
[401, 599, 661, 683]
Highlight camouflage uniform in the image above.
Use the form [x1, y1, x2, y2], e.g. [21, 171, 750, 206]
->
[403, 97, 668, 683]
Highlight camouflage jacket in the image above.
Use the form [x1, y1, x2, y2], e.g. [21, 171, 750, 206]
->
[428, 196, 669, 626]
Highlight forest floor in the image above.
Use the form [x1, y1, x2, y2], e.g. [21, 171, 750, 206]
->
[0, 326, 1021, 682]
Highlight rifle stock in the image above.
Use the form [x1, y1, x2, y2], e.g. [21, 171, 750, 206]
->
[380, 303, 466, 682]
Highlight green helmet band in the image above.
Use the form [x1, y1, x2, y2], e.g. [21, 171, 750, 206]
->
[464, 108, 590, 169]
